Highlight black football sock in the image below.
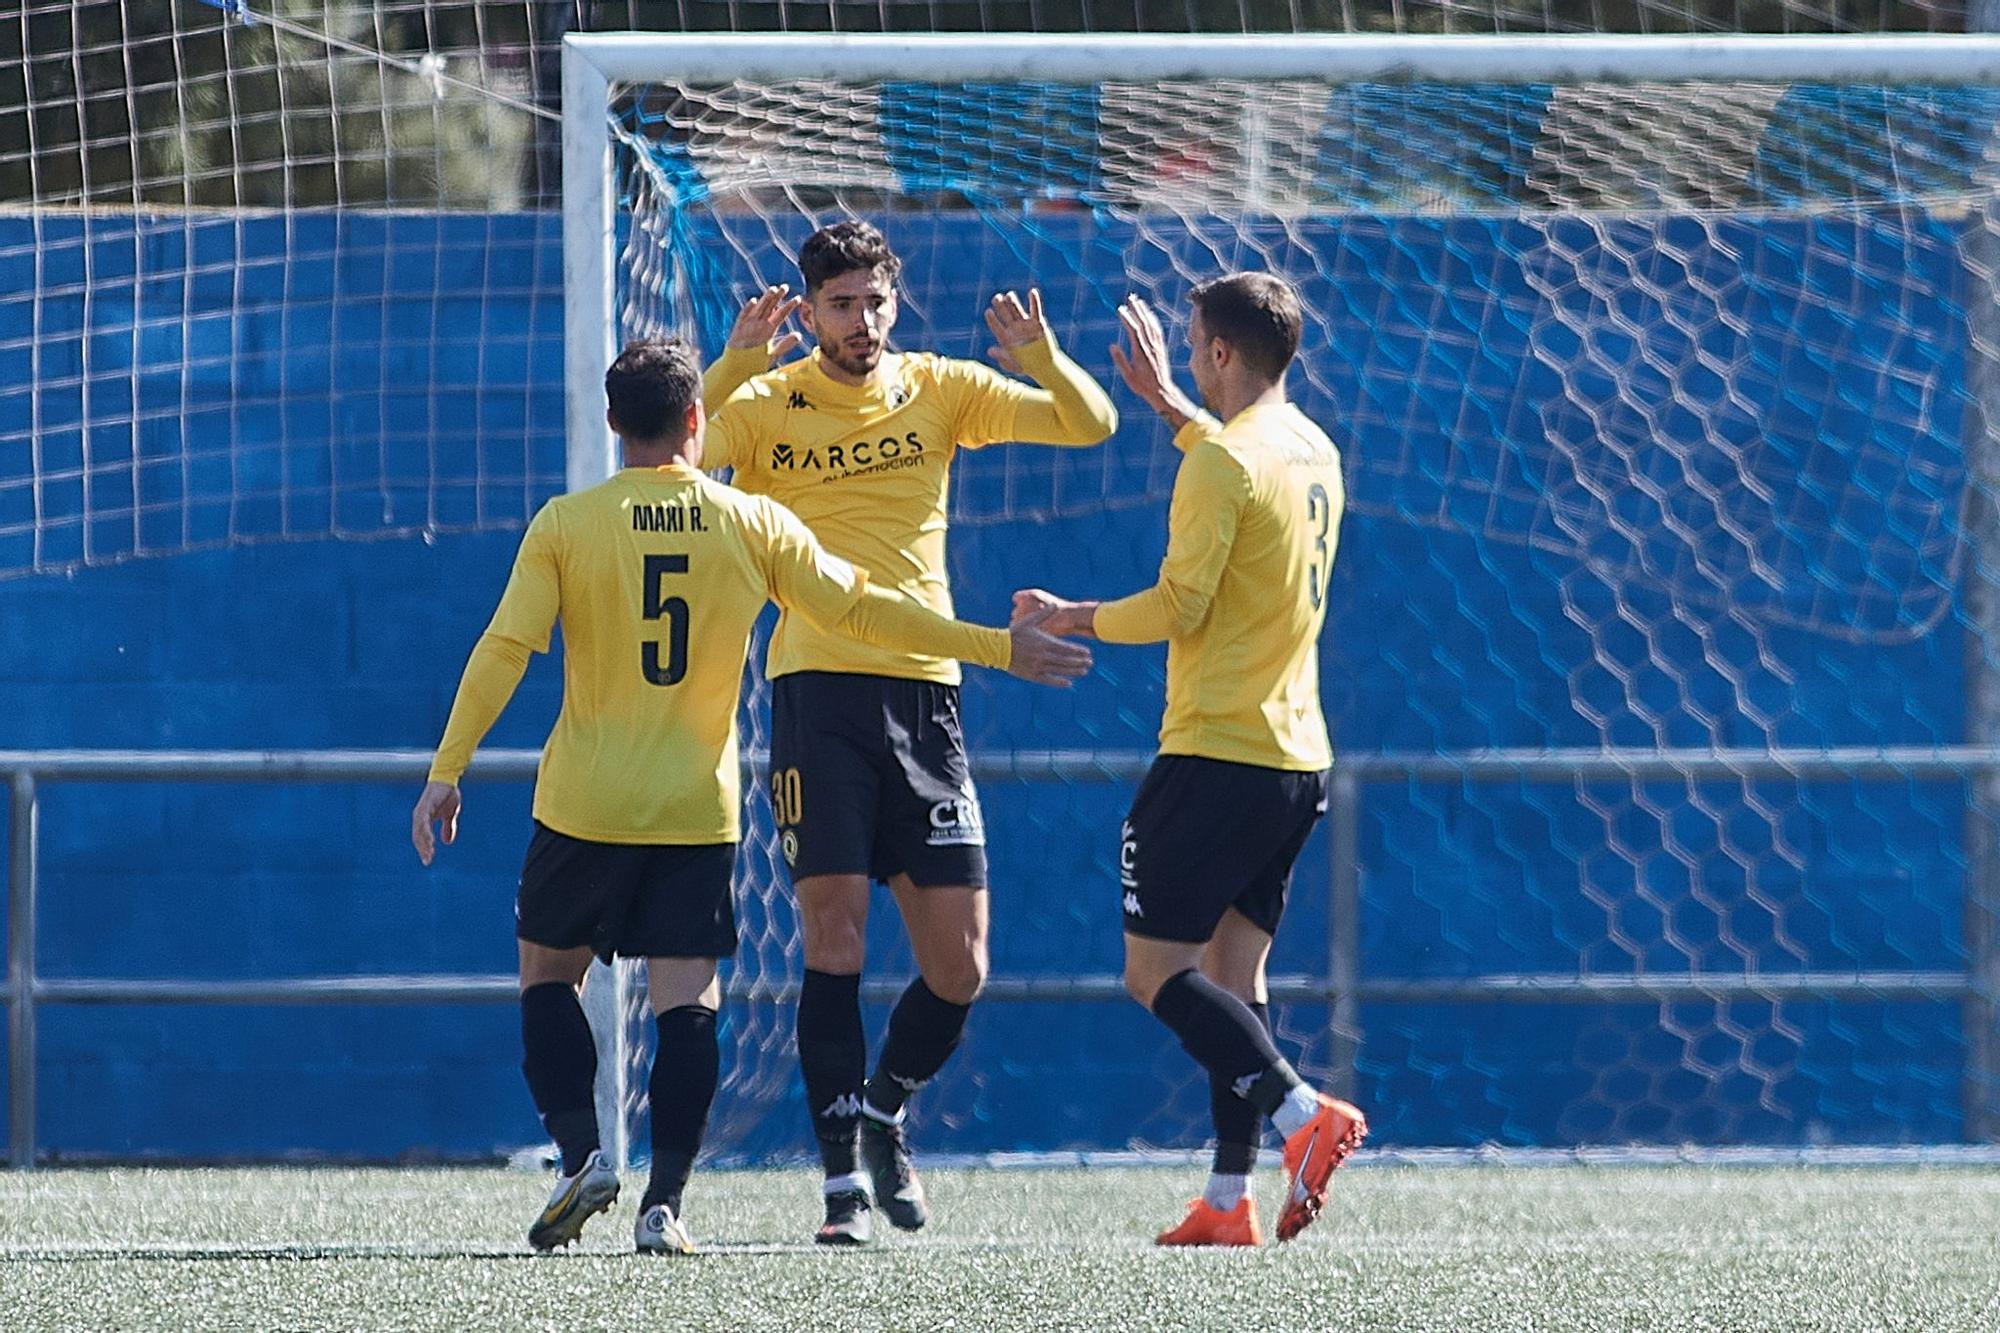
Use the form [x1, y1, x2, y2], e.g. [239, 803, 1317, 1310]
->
[864, 978, 972, 1120]
[1209, 1000, 1271, 1175]
[520, 982, 601, 1175]
[797, 969, 866, 1179]
[643, 1004, 718, 1215]
[1150, 969, 1304, 1119]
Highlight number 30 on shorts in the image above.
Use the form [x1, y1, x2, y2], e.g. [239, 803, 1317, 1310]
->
[771, 766, 803, 827]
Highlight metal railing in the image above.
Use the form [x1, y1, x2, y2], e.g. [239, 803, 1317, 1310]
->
[4, 746, 1995, 1167]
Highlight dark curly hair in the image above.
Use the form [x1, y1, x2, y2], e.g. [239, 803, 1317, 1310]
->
[798, 219, 902, 294]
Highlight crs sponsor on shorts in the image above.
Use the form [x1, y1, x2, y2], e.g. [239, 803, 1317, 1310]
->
[926, 794, 986, 847]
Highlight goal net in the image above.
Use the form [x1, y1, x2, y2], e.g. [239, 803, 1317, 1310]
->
[0, 1, 560, 581]
[581, 35, 2000, 1159]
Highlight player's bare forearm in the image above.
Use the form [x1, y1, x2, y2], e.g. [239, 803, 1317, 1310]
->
[1118, 361, 1203, 435]
[1148, 389, 1206, 435]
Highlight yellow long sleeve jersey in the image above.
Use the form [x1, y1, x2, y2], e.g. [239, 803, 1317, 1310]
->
[1095, 403, 1345, 772]
[427, 465, 1011, 844]
[703, 334, 1115, 685]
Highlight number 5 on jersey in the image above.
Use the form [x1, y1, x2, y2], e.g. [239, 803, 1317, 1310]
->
[643, 553, 690, 685]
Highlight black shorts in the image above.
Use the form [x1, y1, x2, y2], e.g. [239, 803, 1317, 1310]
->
[769, 671, 988, 889]
[1120, 755, 1330, 944]
[516, 822, 737, 961]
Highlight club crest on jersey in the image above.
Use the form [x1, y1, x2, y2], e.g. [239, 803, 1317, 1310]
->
[926, 796, 986, 847]
[887, 383, 910, 408]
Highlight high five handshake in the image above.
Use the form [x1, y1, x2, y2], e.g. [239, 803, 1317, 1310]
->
[414, 216, 1360, 1259]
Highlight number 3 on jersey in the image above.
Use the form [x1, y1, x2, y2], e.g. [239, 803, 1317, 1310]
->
[1305, 482, 1332, 610]
[642, 554, 690, 685]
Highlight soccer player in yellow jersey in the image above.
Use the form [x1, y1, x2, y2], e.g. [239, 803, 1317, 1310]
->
[408, 339, 1089, 1256]
[1014, 274, 1369, 1248]
[701, 220, 1118, 1243]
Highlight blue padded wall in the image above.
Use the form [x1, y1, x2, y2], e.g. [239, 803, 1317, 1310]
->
[0, 204, 1979, 1158]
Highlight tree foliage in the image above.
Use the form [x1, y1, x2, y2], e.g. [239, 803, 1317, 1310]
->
[0, 0, 1967, 209]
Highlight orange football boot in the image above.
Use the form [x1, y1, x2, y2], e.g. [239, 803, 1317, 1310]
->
[1155, 1196, 1264, 1248]
[1276, 1095, 1367, 1242]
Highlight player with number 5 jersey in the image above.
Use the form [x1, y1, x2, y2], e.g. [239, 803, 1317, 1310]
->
[410, 339, 1090, 1260]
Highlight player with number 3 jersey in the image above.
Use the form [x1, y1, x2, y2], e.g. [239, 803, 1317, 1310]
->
[1014, 272, 1368, 1248]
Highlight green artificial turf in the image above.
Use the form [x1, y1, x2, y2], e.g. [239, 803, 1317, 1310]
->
[3, 1163, 1998, 1331]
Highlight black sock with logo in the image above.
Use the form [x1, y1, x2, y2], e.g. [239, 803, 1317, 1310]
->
[1150, 969, 1303, 1118]
[798, 969, 866, 1179]
[1209, 1001, 1272, 1174]
[864, 978, 972, 1120]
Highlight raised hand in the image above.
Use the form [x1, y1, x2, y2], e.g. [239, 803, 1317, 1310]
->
[1007, 604, 1094, 687]
[985, 287, 1050, 374]
[1110, 295, 1202, 428]
[411, 780, 462, 866]
[727, 284, 804, 364]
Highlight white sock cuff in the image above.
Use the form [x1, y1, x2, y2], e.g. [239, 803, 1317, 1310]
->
[823, 1172, 870, 1197]
[1203, 1172, 1253, 1210]
[1272, 1083, 1323, 1138]
[860, 1098, 904, 1127]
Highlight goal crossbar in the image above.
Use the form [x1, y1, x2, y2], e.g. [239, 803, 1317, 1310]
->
[565, 33, 2000, 88]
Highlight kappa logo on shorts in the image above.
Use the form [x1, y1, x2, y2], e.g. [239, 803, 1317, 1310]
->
[1123, 891, 1144, 918]
[820, 1093, 864, 1120]
[926, 796, 986, 847]
[1119, 821, 1139, 889]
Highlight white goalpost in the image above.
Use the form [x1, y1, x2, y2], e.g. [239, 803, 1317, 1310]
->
[564, 32, 2000, 1165]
